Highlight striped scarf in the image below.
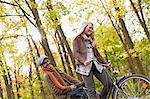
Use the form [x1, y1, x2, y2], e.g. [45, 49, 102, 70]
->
[42, 67, 67, 90]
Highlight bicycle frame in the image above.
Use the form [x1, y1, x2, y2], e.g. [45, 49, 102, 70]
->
[112, 77, 128, 98]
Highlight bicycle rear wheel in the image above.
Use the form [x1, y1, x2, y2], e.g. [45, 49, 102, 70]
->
[112, 74, 150, 99]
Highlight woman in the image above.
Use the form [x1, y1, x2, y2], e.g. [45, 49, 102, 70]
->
[72, 22, 113, 99]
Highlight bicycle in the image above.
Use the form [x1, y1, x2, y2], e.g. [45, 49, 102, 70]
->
[73, 64, 150, 99]
[112, 73, 150, 99]
[102, 63, 150, 99]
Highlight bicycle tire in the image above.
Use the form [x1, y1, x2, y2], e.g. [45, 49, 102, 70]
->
[112, 74, 150, 99]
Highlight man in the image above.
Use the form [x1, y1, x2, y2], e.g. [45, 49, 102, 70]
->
[38, 55, 85, 99]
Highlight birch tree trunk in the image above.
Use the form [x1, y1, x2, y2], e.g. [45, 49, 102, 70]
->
[55, 31, 67, 73]
[14, 69, 21, 99]
[113, 0, 145, 74]
[129, 0, 150, 42]
[46, 0, 82, 81]
[0, 79, 4, 99]
[100, 0, 145, 74]
[29, 0, 57, 67]
[0, 60, 14, 99]
[26, 36, 34, 99]
[29, 35, 40, 57]
[56, 29, 74, 77]
[1, 51, 15, 99]
[26, 29, 46, 99]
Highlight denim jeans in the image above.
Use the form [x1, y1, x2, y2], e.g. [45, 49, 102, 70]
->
[67, 86, 83, 95]
[82, 63, 113, 99]
[68, 86, 87, 99]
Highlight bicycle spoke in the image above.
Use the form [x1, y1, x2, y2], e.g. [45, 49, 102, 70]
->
[122, 80, 135, 96]
[136, 78, 141, 97]
[129, 78, 137, 95]
[121, 84, 132, 97]
[112, 74, 150, 99]
[139, 83, 150, 98]
[115, 84, 132, 98]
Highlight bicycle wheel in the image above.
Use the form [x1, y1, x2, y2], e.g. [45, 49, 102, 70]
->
[112, 74, 150, 99]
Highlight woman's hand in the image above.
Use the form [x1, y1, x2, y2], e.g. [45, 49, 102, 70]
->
[107, 60, 112, 69]
[83, 60, 91, 66]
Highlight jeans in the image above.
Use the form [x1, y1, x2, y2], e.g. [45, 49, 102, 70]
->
[82, 63, 113, 99]
[68, 86, 88, 99]
[67, 86, 83, 95]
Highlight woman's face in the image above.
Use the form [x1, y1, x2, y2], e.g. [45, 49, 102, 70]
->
[84, 23, 93, 37]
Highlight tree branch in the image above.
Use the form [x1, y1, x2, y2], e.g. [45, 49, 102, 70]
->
[0, 35, 22, 41]
[24, 0, 35, 18]
[0, 0, 17, 6]
[0, 34, 31, 41]
[14, 0, 36, 27]
[0, 0, 36, 27]
[0, 15, 24, 17]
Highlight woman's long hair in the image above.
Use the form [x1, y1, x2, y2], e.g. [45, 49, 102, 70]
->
[74, 21, 95, 41]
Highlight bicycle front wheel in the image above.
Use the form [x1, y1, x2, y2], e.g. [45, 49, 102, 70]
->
[112, 74, 150, 99]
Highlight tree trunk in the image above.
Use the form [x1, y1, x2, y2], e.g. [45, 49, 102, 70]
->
[100, 0, 146, 74]
[118, 18, 134, 49]
[56, 29, 74, 77]
[29, 35, 40, 57]
[0, 60, 13, 99]
[29, 0, 57, 67]
[0, 80, 4, 99]
[112, 0, 145, 74]
[100, 0, 131, 72]
[26, 28, 46, 99]
[56, 26, 82, 80]
[29, 64, 34, 99]
[26, 36, 34, 99]
[46, 1, 82, 81]
[100, 0, 130, 54]
[129, 0, 150, 42]
[14, 69, 21, 99]
[1, 51, 15, 99]
[55, 31, 67, 73]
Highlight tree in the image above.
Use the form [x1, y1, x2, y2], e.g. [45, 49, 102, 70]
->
[129, 0, 150, 42]
[24, 0, 57, 67]
[0, 80, 3, 99]
[0, 57, 14, 99]
[99, 0, 145, 75]
[46, 0, 82, 80]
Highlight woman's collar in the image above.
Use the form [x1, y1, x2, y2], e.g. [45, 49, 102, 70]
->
[82, 34, 93, 41]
